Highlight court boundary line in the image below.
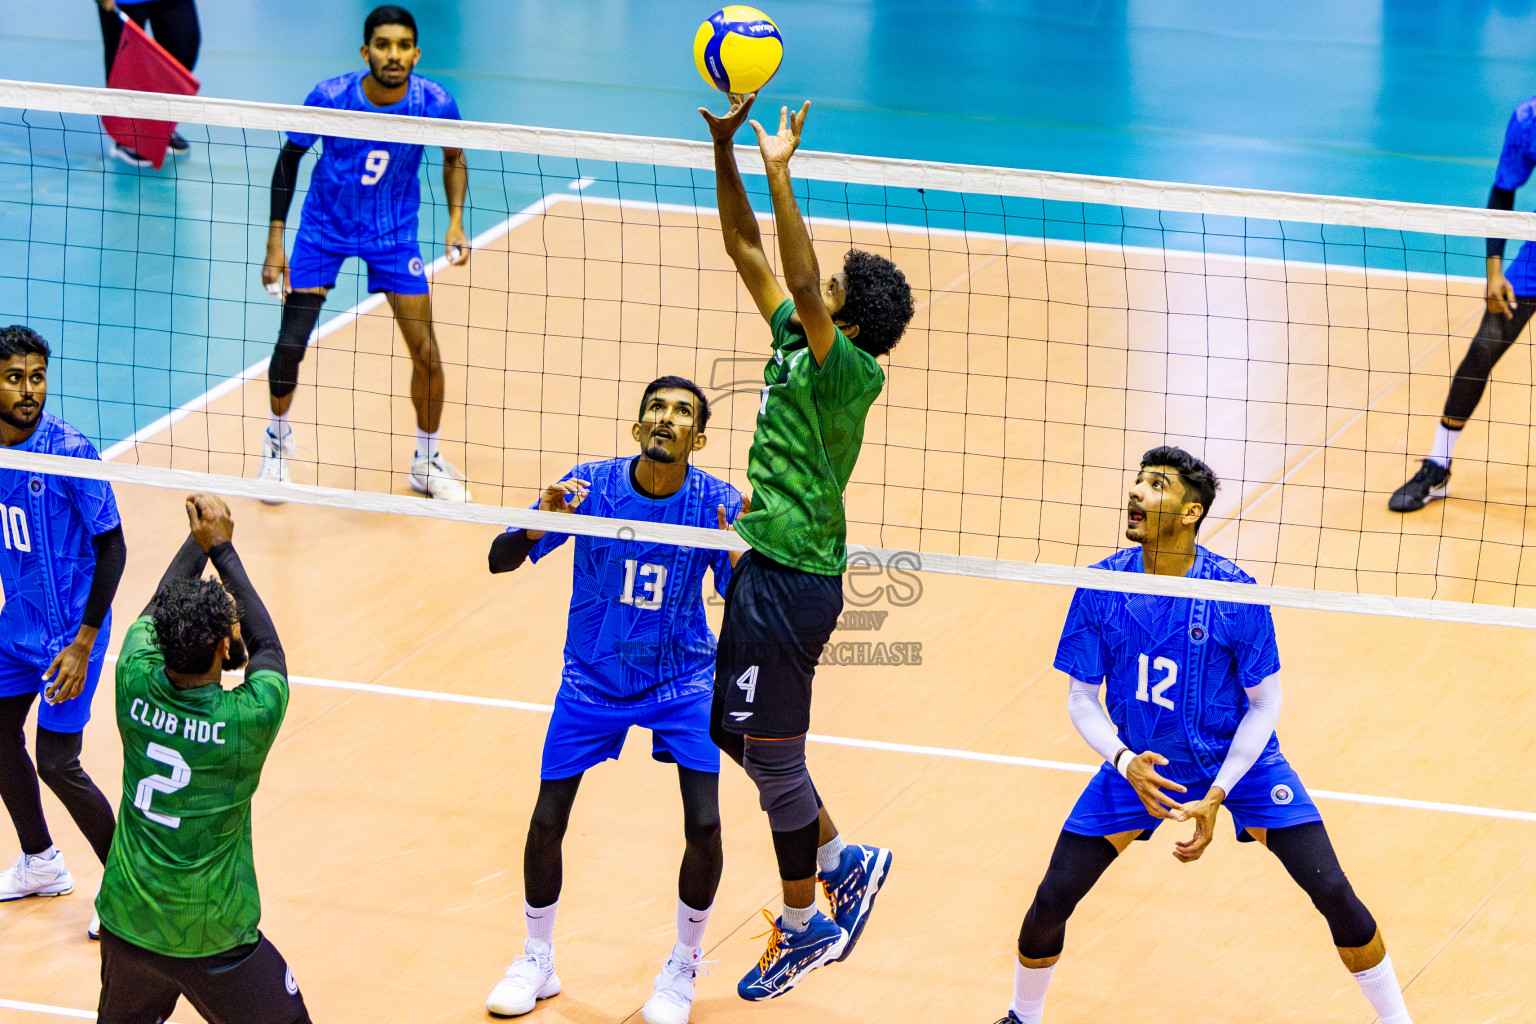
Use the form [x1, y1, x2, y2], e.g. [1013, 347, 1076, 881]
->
[7, 78, 1536, 241]
[272, 668, 1536, 824]
[101, 195, 559, 463]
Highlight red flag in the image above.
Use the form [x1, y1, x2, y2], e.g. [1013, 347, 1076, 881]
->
[101, 12, 200, 170]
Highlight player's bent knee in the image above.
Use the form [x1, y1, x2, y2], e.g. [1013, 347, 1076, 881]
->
[268, 293, 325, 399]
[741, 735, 819, 832]
[683, 812, 722, 848]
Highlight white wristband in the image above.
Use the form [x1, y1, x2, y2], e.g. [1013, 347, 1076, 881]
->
[1114, 749, 1136, 777]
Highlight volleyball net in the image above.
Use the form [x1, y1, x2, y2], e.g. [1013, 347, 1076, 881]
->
[6, 80, 1536, 624]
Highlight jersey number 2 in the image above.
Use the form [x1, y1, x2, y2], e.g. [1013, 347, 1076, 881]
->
[133, 742, 191, 829]
[361, 149, 390, 185]
[620, 559, 667, 610]
[1136, 654, 1177, 710]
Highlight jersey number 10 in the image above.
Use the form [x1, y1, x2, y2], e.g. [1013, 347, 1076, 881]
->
[1136, 653, 1178, 710]
[0, 504, 31, 552]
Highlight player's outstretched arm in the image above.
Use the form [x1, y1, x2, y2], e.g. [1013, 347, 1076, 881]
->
[443, 147, 469, 265]
[751, 102, 836, 367]
[702, 94, 786, 322]
[264, 141, 311, 297]
[141, 533, 209, 618]
[185, 494, 286, 679]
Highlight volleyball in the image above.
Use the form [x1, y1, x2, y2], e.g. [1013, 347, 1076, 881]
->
[693, 7, 783, 94]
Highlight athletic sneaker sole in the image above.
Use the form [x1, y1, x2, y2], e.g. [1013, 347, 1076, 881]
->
[833, 848, 892, 963]
[0, 883, 74, 901]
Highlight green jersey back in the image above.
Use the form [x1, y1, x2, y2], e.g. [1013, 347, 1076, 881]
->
[734, 299, 885, 575]
[96, 616, 289, 957]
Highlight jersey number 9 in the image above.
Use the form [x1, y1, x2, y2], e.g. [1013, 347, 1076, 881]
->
[361, 149, 390, 185]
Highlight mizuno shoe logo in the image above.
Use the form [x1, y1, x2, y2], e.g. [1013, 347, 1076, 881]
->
[730, 711, 753, 721]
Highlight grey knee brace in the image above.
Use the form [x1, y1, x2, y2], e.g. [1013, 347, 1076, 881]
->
[742, 735, 819, 832]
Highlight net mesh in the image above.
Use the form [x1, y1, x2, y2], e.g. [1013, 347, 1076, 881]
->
[7, 81, 1536, 619]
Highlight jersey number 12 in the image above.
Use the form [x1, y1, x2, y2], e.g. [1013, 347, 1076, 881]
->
[1136, 654, 1177, 710]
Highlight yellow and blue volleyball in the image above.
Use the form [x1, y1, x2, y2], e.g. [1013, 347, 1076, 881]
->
[693, 7, 783, 94]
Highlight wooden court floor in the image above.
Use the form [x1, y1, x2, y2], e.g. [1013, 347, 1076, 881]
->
[3, 200, 1535, 1023]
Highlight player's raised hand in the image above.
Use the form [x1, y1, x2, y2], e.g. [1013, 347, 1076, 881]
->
[717, 495, 750, 568]
[1172, 788, 1225, 863]
[262, 240, 290, 298]
[186, 493, 235, 551]
[750, 101, 809, 167]
[700, 92, 757, 142]
[539, 479, 589, 515]
[1125, 751, 1189, 821]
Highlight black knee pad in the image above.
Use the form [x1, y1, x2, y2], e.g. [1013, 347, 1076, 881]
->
[267, 292, 325, 399]
[741, 735, 819, 832]
[1266, 822, 1378, 949]
[1018, 831, 1120, 960]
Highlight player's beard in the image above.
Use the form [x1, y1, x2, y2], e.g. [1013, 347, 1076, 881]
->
[0, 400, 41, 430]
[222, 636, 248, 672]
[644, 441, 677, 464]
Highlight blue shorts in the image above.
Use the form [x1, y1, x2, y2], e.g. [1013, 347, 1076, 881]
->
[1064, 756, 1323, 842]
[289, 229, 429, 296]
[0, 634, 109, 733]
[540, 690, 719, 780]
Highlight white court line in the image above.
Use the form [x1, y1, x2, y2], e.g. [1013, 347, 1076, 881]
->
[0, 999, 187, 1024]
[101, 195, 560, 463]
[280, 668, 1536, 824]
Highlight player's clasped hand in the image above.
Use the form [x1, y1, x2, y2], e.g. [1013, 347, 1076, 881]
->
[1172, 788, 1225, 863]
[186, 493, 235, 551]
[1124, 750, 1189, 821]
[262, 240, 290, 298]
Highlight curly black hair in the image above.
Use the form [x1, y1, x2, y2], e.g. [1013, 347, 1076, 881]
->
[837, 249, 914, 358]
[0, 325, 50, 362]
[1141, 445, 1220, 533]
[152, 577, 237, 674]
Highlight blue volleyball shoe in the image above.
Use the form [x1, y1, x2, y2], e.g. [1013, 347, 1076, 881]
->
[737, 909, 847, 1000]
[818, 844, 893, 962]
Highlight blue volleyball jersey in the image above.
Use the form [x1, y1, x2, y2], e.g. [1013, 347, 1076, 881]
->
[285, 71, 460, 245]
[521, 457, 741, 707]
[0, 414, 120, 661]
[1493, 95, 1536, 295]
[1054, 546, 1283, 785]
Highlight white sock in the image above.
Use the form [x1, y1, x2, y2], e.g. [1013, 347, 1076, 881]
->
[1010, 961, 1055, 1024]
[677, 899, 710, 952]
[1351, 954, 1413, 1024]
[268, 410, 290, 437]
[525, 898, 557, 951]
[780, 901, 815, 934]
[416, 427, 439, 460]
[1428, 423, 1461, 468]
[816, 835, 847, 875]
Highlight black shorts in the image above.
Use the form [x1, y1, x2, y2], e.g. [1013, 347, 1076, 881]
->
[98, 928, 312, 1024]
[713, 549, 843, 738]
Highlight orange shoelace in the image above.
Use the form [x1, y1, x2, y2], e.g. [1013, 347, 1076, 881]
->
[750, 908, 786, 973]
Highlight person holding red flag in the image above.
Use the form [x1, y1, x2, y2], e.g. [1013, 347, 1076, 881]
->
[92, 0, 200, 166]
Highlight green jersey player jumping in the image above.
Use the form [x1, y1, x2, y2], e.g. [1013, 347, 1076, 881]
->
[95, 493, 311, 1024]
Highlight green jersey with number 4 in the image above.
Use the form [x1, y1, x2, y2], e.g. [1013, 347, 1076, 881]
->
[96, 616, 289, 957]
[734, 299, 885, 575]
